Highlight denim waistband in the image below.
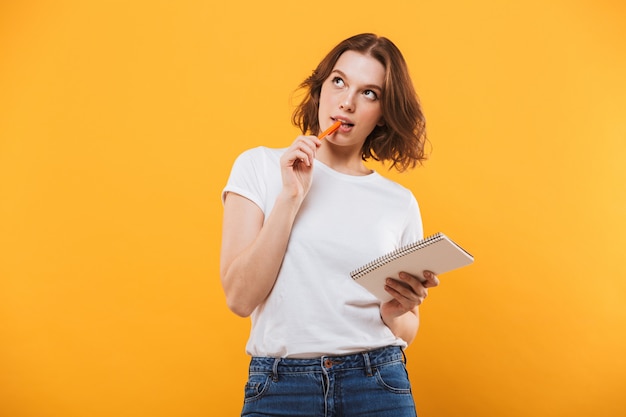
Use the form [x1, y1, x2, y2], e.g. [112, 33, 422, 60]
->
[249, 345, 405, 375]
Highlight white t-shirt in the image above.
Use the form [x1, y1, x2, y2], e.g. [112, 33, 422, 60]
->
[222, 147, 424, 358]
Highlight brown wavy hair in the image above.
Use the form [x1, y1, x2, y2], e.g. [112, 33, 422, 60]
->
[292, 33, 428, 172]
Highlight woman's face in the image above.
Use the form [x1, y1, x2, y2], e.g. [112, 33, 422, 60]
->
[318, 51, 385, 149]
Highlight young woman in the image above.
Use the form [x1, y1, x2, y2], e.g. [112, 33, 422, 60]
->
[221, 33, 439, 417]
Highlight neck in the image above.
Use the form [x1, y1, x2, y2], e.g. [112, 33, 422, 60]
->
[316, 144, 373, 176]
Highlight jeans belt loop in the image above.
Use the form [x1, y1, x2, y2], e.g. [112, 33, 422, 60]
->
[271, 358, 280, 382]
[362, 351, 373, 377]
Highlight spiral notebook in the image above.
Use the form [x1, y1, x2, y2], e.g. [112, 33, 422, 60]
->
[350, 233, 474, 302]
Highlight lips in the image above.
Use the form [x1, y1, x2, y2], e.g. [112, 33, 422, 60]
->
[332, 117, 354, 128]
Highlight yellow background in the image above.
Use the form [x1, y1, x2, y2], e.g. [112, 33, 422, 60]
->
[1, 1, 625, 416]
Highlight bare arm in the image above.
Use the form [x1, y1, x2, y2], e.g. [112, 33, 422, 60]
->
[220, 135, 321, 317]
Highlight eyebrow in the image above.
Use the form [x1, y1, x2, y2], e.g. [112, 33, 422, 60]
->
[331, 69, 383, 92]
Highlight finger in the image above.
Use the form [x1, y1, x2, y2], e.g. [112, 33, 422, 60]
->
[292, 138, 319, 165]
[294, 135, 321, 151]
[422, 270, 440, 288]
[398, 271, 430, 292]
[384, 281, 413, 308]
[385, 277, 427, 306]
[292, 149, 313, 167]
[385, 283, 426, 308]
[396, 272, 430, 301]
[286, 144, 314, 166]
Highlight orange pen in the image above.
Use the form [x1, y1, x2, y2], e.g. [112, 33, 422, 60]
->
[318, 120, 342, 140]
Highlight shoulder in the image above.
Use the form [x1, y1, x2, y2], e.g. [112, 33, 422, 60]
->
[371, 173, 416, 200]
[238, 146, 284, 158]
[228, 146, 286, 175]
[233, 146, 284, 165]
[223, 147, 286, 208]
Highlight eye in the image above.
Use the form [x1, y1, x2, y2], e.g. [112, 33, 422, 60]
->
[363, 89, 379, 100]
[331, 76, 345, 87]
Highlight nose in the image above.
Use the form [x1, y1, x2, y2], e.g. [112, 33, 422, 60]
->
[339, 91, 355, 112]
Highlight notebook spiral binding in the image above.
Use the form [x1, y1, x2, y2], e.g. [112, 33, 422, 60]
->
[350, 232, 443, 280]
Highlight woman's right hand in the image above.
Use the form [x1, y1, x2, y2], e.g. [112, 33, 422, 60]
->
[279, 135, 322, 202]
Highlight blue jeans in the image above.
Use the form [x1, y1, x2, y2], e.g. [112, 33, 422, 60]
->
[241, 346, 417, 417]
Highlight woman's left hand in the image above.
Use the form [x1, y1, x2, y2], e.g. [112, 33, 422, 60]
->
[381, 270, 440, 317]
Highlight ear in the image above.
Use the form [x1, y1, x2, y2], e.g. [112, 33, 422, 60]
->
[376, 117, 385, 127]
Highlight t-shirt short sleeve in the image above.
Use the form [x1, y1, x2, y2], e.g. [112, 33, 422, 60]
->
[399, 195, 424, 245]
[222, 147, 270, 214]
